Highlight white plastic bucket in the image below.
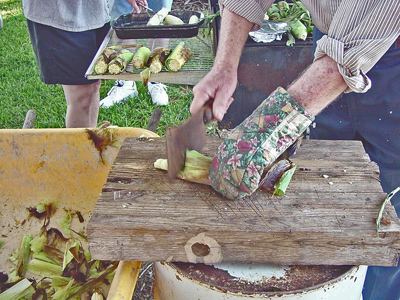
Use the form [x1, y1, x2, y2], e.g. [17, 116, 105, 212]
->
[154, 262, 367, 300]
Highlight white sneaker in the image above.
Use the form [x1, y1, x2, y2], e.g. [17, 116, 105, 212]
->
[100, 80, 138, 108]
[148, 82, 169, 106]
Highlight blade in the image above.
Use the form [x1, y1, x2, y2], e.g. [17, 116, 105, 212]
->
[166, 107, 207, 182]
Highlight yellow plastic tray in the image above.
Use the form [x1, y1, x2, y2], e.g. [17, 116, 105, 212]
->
[0, 127, 158, 272]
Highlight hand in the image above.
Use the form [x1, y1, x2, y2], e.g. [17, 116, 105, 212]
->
[127, 0, 148, 13]
[191, 64, 236, 122]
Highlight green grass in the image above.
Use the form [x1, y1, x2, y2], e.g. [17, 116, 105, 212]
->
[0, 0, 203, 136]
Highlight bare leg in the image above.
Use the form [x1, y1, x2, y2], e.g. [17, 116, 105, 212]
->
[63, 80, 101, 128]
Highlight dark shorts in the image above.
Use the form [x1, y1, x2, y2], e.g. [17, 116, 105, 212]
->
[27, 20, 110, 85]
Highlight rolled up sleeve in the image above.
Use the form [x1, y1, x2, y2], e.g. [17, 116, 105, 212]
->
[314, 0, 400, 93]
[219, 0, 274, 31]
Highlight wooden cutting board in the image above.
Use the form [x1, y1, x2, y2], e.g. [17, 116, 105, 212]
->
[87, 137, 400, 266]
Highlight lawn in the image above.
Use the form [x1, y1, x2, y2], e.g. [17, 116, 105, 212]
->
[0, 0, 206, 136]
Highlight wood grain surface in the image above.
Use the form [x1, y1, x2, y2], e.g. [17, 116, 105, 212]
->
[87, 137, 400, 266]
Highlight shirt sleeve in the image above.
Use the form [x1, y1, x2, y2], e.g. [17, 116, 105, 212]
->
[314, 0, 400, 93]
[219, 0, 274, 31]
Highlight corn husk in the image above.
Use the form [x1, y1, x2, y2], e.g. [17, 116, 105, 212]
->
[154, 150, 212, 185]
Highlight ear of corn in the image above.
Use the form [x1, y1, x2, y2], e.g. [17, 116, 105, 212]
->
[188, 15, 199, 24]
[154, 150, 212, 185]
[289, 20, 307, 40]
[147, 47, 171, 74]
[163, 15, 184, 25]
[165, 42, 193, 72]
[91, 291, 104, 300]
[94, 47, 117, 74]
[108, 49, 134, 75]
[132, 46, 151, 69]
[147, 7, 170, 26]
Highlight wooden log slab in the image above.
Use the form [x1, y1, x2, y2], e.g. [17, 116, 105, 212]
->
[87, 137, 400, 266]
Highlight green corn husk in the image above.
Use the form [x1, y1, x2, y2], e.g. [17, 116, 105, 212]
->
[52, 278, 78, 300]
[15, 234, 32, 278]
[27, 258, 63, 277]
[30, 234, 47, 254]
[165, 42, 193, 72]
[0, 278, 34, 300]
[154, 149, 212, 185]
[376, 187, 400, 234]
[58, 210, 73, 238]
[108, 49, 134, 75]
[289, 20, 307, 40]
[132, 46, 151, 69]
[32, 251, 58, 264]
[51, 275, 72, 287]
[140, 68, 152, 86]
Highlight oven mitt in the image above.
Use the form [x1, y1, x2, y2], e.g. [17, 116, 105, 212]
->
[208, 87, 314, 199]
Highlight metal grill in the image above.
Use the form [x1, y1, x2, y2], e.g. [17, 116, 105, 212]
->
[86, 28, 214, 85]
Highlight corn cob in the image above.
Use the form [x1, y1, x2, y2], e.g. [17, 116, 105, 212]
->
[147, 7, 169, 26]
[108, 49, 134, 75]
[163, 15, 184, 25]
[132, 46, 151, 69]
[147, 47, 171, 74]
[94, 47, 118, 74]
[165, 42, 193, 72]
[289, 20, 307, 40]
[188, 15, 199, 24]
[154, 150, 212, 185]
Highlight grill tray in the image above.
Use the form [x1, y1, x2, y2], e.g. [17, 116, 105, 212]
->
[112, 11, 204, 39]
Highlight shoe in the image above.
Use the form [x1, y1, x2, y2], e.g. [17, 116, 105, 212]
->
[100, 80, 138, 108]
[0, 14, 3, 30]
[148, 82, 168, 106]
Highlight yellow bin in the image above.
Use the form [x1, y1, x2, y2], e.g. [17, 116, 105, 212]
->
[0, 127, 158, 272]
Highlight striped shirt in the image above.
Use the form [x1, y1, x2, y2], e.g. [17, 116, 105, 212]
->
[219, 0, 400, 93]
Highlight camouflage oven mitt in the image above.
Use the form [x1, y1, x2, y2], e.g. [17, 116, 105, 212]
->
[208, 87, 314, 199]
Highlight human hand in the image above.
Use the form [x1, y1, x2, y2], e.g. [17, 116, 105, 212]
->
[127, 0, 148, 13]
[191, 64, 237, 122]
[208, 87, 314, 200]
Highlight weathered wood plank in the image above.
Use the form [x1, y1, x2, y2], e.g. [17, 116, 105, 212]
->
[87, 138, 400, 266]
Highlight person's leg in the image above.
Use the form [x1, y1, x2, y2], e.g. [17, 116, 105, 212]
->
[26, 20, 110, 127]
[63, 80, 101, 128]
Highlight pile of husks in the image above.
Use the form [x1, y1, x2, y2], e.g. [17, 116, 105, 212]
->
[0, 200, 116, 300]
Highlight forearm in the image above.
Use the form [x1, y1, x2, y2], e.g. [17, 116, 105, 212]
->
[287, 55, 348, 116]
[214, 8, 254, 70]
